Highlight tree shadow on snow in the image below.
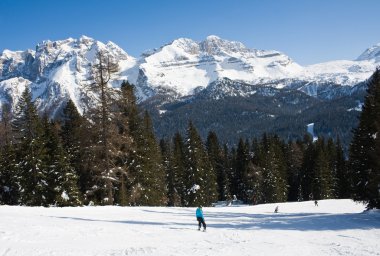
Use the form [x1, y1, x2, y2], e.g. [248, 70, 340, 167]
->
[47, 211, 380, 232]
[205, 211, 380, 231]
[48, 216, 181, 227]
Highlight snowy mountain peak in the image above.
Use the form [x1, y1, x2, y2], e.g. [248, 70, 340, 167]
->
[0, 49, 35, 65]
[1, 35, 379, 118]
[169, 37, 199, 55]
[0, 36, 138, 117]
[2, 49, 24, 59]
[134, 35, 305, 96]
[205, 35, 221, 41]
[106, 41, 130, 59]
[200, 35, 248, 55]
[79, 35, 94, 41]
[356, 43, 380, 61]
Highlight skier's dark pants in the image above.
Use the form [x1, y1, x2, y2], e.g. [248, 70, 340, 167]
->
[197, 217, 206, 230]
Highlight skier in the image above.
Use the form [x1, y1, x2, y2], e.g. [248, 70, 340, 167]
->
[196, 206, 206, 231]
[274, 206, 279, 213]
[314, 200, 318, 206]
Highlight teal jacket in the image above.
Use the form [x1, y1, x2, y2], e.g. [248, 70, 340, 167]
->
[196, 208, 204, 218]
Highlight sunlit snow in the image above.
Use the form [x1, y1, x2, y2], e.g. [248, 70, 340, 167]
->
[0, 199, 379, 256]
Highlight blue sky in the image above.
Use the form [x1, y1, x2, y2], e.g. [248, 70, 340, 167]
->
[0, 0, 379, 65]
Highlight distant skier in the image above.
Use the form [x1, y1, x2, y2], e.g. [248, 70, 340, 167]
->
[274, 206, 279, 213]
[314, 200, 318, 206]
[196, 206, 206, 231]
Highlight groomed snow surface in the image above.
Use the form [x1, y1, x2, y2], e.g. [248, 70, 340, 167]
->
[0, 199, 379, 256]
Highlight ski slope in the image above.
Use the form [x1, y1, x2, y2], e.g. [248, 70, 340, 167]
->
[0, 199, 379, 256]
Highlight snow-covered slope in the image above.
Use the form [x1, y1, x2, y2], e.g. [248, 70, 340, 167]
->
[0, 36, 379, 116]
[0, 199, 379, 256]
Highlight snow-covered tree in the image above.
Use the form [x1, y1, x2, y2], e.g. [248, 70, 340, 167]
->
[41, 117, 81, 206]
[183, 122, 217, 206]
[257, 134, 288, 203]
[128, 111, 167, 206]
[12, 88, 49, 206]
[87, 50, 121, 205]
[206, 131, 230, 201]
[171, 132, 187, 206]
[0, 104, 19, 205]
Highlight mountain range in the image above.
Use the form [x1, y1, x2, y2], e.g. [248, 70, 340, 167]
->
[0, 35, 379, 146]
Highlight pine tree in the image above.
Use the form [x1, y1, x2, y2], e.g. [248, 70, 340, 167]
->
[300, 134, 315, 200]
[228, 146, 238, 199]
[257, 135, 288, 203]
[326, 137, 338, 198]
[285, 141, 304, 201]
[119, 81, 140, 137]
[128, 112, 167, 206]
[313, 138, 334, 199]
[0, 144, 19, 205]
[42, 117, 82, 206]
[60, 100, 89, 195]
[161, 138, 181, 206]
[336, 137, 350, 198]
[87, 50, 119, 205]
[183, 122, 217, 206]
[12, 88, 49, 206]
[233, 138, 251, 203]
[171, 132, 187, 206]
[206, 131, 229, 201]
[113, 81, 137, 206]
[249, 138, 264, 204]
[221, 144, 232, 201]
[0, 104, 19, 204]
[349, 68, 380, 209]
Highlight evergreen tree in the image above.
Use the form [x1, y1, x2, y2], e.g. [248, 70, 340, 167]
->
[206, 131, 229, 201]
[285, 141, 304, 201]
[257, 135, 288, 203]
[171, 132, 187, 206]
[12, 88, 49, 206]
[42, 117, 81, 206]
[0, 104, 19, 204]
[119, 81, 140, 136]
[88, 50, 119, 205]
[114, 81, 138, 206]
[221, 144, 232, 201]
[349, 68, 380, 209]
[183, 122, 217, 206]
[300, 134, 316, 200]
[0, 144, 18, 205]
[326, 137, 338, 198]
[161, 138, 181, 206]
[313, 138, 334, 200]
[233, 138, 251, 203]
[250, 138, 263, 204]
[335, 137, 350, 198]
[228, 146, 238, 199]
[60, 100, 90, 199]
[128, 111, 167, 206]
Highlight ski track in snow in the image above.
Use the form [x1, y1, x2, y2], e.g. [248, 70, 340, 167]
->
[0, 199, 379, 256]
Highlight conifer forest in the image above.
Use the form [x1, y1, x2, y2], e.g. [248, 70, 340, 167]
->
[0, 69, 379, 209]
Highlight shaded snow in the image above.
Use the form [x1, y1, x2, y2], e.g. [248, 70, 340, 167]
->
[0, 199, 379, 256]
